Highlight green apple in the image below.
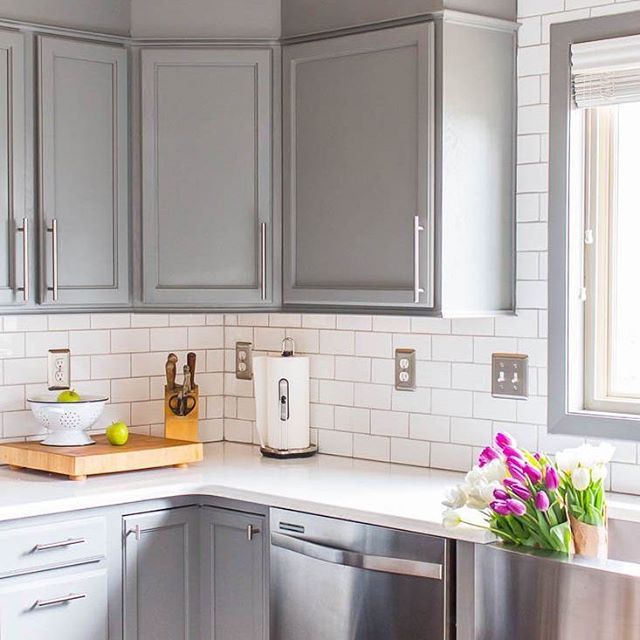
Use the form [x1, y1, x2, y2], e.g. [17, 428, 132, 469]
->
[57, 389, 81, 403]
[106, 421, 129, 446]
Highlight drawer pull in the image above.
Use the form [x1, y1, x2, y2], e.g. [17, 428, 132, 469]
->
[33, 537, 86, 552]
[247, 525, 260, 541]
[34, 593, 86, 609]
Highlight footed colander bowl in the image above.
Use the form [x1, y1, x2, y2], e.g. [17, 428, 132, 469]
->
[27, 394, 108, 446]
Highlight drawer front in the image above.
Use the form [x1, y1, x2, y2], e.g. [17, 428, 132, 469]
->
[0, 568, 108, 640]
[0, 517, 106, 578]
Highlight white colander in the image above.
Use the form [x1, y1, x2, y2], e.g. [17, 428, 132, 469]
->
[27, 394, 108, 446]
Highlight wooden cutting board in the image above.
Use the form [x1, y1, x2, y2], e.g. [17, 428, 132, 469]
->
[0, 434, 204, 481]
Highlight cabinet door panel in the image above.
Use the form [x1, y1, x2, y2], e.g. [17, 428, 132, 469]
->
[284, 24, 434, 308]
[201, 507, 266, 640]
[0, 568, 108, 640]
[38, 36, 129, 307]
[141, 48, 274, 307]
[123, 507, 199, 640]
[0, 30, 27, 307]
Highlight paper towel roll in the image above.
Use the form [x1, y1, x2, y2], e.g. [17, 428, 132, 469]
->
[254, 355, 310, 451]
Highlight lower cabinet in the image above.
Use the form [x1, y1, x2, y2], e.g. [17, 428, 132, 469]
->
[200, 507, 267, 640]
[122, 504, 267, 640]
[0, 567, 108, 640]
[123, 506, 201, 640]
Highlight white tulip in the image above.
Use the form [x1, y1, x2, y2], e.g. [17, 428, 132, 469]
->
[571, 467, 591, 491]
[442, 509, 462, 529]
[556, 448, 579, 473]
[482, 459, 508, 483]
[442, 485, 467, 509]
[594, 442, 615, 465]
[591, 464, 607, 482]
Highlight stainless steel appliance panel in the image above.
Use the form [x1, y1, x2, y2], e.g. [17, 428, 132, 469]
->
[270, 508, 451, 640]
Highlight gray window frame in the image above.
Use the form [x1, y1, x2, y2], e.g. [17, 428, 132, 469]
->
[549, 11, 640, 440]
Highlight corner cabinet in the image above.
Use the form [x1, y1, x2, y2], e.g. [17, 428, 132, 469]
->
[140, 48, 278, 308]
[123, 507, 201, 640]
[200, 507, 267, 640]
[283, 24, 435, 310]
[38, 36, 130, 307]
[0, 30, 29, 308]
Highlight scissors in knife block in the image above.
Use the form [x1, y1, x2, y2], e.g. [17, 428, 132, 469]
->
[168, 391, 197, 417]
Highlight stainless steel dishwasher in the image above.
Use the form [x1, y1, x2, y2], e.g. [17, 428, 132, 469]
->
[269, 508, 453, 640]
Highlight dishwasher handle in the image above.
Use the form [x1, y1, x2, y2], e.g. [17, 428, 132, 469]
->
[271, 532, 443, 580]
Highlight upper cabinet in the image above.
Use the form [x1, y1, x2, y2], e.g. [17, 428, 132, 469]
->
[283, 16, 516, 316]
[38, 36, 130, 307]
[0, 30, 28, 308]
[140, 48, 277, 308]
[283, 24, 434, 310]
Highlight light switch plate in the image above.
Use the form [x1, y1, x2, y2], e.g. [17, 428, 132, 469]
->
[235, 342, 253, 380]
[492, 353, 528, 399]
[48, 348, 70, 390]
[395, 348, 416, 391]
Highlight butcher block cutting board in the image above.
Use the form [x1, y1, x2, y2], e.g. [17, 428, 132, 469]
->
[0, 434, 203, 481]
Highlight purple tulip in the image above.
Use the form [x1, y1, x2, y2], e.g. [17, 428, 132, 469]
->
[491, 500, 511, 516]
[534, 491, 550, 512]
[495, 432, 515, 450]
[493, 488, 509, 501]
[506, 455, 525, 469]
[545, 466, 559, 491]
[524, 464, 543, 484]
[508, 482, 532, 502]
[506, 499, 527, 517]
[503, 445, 524, 459]
[478, 446, 500, 467]
[506, 461, 527, 483]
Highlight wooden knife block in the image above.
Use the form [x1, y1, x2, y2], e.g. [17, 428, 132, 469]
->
[164, 385, 200, 442]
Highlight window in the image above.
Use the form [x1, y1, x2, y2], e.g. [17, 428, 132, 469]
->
[549, 17, 640, 439]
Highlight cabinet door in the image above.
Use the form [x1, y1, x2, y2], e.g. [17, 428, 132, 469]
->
[200, 507, 267, 640]
[141, 48, 275, 307]
[38, 36, 129, 307]
[123, 507, 200, 640]
[0, 30, 28, 307]
[283, 24, 434, 309]
[0, 568, 108, 640]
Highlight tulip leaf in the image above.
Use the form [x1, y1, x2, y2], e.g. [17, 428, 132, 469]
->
[549, 521, 573, 554]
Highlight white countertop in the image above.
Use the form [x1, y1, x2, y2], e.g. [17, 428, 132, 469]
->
[1, 442, 639, 544]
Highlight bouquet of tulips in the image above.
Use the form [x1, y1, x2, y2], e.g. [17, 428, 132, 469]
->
[442, 432, 614, 557]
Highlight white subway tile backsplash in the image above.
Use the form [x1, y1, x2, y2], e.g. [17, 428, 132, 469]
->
[91, 354, 130, 380]
[370, 410, 408, 437]
[188, 326, 224, 350]
[391, 388, 430, 414]
[355, 383, 392, 410]
[150, 327, 188, 352]
[111, 329, 150, 354]
[48, 314, 90, 331]
[431, 389, 473, 418]
[130, 314, 169, 328]
[320, 330, 354, 355]
[335, 356, 371, 382]
[390, 437, 430, 467]
[4, 358, 47, 385]
[410, 414, 450, 442]
[318, 429, 353, 456]
[430, 442, 472, 472]
[335, 406, 369, 433]
[0, 332, 25, 358]
[432, 336, 473, 362]
[111, 377, 150, 403]
[2, 315, 48, 332]
[336, 315, 372, 331]
[319, 380, 354, 406]
[353, 434, 390, 462]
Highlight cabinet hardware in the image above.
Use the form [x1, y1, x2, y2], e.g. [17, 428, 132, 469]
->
[128, 524, 142, 541]
[260, 222, 267, 301]
[34, 593, 86, 609]
[46, 218, 59, 301]
[247, 524, 260, 541]
[16, 218, 29, 302]
[33, 537, 86, 552]
[413, 215, 425, 304]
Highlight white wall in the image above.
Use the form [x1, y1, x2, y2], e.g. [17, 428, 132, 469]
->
[0, 0, 130, 34]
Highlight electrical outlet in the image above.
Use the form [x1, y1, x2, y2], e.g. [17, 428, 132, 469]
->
[492, 353, 528, 399]
[48, 348, 70, 390]
[235, 342, 253, 380]
[395, 348, 416, 391]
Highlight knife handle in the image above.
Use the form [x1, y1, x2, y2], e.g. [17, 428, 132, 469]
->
[187, 352, 196, 388]
[166, 353, 178, 390]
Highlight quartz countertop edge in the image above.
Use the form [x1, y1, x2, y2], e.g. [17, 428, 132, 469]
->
[0, 441, 638, 545]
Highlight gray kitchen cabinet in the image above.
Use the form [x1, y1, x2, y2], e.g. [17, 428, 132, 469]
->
[200, 507, 267, 640]
[0, 567, 109, 640]
[123, 506, 200, 640]
[283, 24, 435, 310]
[0, 29, 29, 307]
[141, 48, 277, 308]
[38, 35, 129, 307]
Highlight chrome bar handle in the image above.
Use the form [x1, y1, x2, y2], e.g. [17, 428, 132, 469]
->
[247, 524, 260, 542]
[47, 219, 58, 301]
[34, 593, 86, 609]
[34, 537, 86, 552]
[127, 524, 142, 541]
[260, 222, 267, 301]
[413, 215, 425, 304]
[16, 218, 29, 302]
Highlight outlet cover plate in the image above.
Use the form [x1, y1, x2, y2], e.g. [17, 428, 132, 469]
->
[48, 348, 70, 390]
[395, 348, 416, 391]
[235, 341, 253, 380]
[492, 353, 528, 399]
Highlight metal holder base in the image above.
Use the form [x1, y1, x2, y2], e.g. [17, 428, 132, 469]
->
[260, 444, 318, 459]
